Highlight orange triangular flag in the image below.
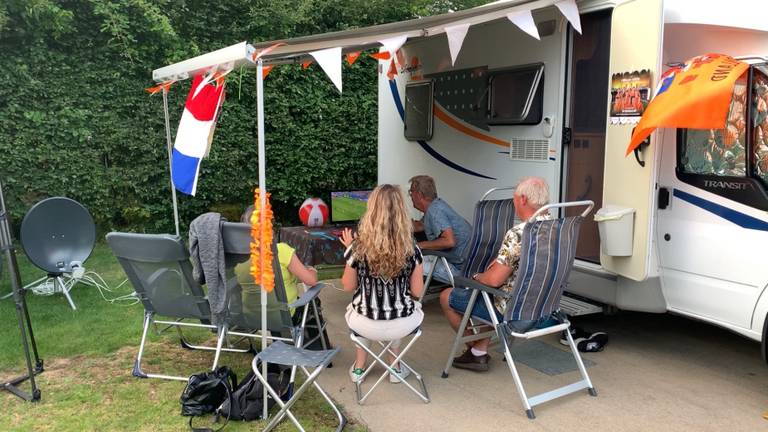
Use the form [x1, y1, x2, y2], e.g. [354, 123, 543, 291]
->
[370, 51, 391, 61]
[302, 60, 313, 69]
[262, 65, 274, 79]
[386, 59, 398, 80]
[346, 51, 361, 65]
[144, 80, 175, 95]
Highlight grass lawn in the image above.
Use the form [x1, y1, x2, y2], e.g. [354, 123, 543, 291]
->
[0, 243, 362, 431]
[331, 197, 367, 222]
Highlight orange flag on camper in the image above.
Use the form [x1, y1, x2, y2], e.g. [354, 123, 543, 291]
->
[626, 54, 749, 156]
[346, 51, 361, 65]
[145, 80, 175, 95]
[302, 60, 313, 69]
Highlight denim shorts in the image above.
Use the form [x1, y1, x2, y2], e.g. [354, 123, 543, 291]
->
[448, 288, 555, 333]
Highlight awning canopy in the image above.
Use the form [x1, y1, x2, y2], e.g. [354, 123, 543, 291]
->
[152, 0, 567, 82]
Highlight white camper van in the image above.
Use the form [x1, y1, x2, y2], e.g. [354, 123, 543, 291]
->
[378, 0, 768, 359]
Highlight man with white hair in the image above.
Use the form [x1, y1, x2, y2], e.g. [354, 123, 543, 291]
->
[439, 176, 553, 372]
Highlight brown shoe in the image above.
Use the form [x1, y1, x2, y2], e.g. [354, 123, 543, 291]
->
[452, 349, 490, 372]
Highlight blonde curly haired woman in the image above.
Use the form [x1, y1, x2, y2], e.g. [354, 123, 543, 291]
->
[340, 184, 424, 383]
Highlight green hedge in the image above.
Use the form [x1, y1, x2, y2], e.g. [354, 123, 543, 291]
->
[0, 0, 485, 232]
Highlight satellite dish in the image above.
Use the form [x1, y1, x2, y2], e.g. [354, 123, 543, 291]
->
[20, 197, 95, 275]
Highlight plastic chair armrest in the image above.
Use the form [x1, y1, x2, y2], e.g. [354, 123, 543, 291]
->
[289, 283, 325, 309]
[453, 275, 510, 299]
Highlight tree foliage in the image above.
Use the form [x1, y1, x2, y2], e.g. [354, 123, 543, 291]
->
[0, 0, 487, 232]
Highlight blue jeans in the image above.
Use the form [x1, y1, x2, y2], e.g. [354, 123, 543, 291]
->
[448, 288, 555, 332]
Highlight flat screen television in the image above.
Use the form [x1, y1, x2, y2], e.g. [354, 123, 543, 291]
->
[330, 190, 372, 223]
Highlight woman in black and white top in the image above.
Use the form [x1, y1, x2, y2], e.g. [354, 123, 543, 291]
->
[340, 184, 424, 383]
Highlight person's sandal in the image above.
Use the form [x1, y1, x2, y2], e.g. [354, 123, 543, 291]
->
[349, 365, 365, 383]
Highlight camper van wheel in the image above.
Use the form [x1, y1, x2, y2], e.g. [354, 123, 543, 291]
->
[762, 312, 768, 365]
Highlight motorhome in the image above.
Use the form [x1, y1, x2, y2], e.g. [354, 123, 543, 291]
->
[151, 0, 768, 360]
[378, 0, 768, 359]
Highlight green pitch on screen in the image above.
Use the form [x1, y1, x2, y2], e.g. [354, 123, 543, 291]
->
[332, 197, 367, 221]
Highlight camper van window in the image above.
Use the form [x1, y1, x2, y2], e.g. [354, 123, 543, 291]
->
[679, 74, 748, 177]
[488, 63, 544, 125]
[751, 66, 768, 186]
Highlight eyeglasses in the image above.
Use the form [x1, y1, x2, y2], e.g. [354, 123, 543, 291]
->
[408, 189, 415, 196]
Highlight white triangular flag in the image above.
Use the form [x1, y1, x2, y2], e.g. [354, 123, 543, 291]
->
[445, 23, 471, 66]
[309, 47, 342, 93]
[507, 10, 540, 40]
[378, 35, 408, 58]
[556, 0, 582, 34]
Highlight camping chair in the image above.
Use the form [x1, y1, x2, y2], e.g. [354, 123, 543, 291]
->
[448, 201, 597, 419]
[215, 222, 332, 368]
[350, 327, 430, 405]
[420, 187, 516, 303]
[106, 232, 247, 381]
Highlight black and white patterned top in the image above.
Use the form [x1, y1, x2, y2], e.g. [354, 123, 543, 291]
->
[344, 244, 423, 320]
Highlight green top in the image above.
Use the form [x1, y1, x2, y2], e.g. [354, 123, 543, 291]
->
[234, 242, 299, 311]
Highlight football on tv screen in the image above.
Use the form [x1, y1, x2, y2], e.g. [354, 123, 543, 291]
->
[330, 190, 371, 222]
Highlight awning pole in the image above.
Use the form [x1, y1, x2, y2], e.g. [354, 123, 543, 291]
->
[256, 58, 269, 421]
[162, 88, 181, 236]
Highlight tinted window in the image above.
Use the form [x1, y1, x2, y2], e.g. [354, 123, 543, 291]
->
[488, 64, 544, 125]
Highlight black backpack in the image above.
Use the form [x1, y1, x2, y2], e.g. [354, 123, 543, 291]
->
[180, 366, 237, 431]
[218, 367, 291, 421]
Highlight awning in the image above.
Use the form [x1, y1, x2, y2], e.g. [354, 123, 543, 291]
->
[152, 0, 574, 82]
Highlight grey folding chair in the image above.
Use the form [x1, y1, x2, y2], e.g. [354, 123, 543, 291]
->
[421, 187, 516, 303]
[350, 327, 430, 405]
[449, 201, 597, 419]
[215, 222, 331, 368]
[106, 232, 246, 381]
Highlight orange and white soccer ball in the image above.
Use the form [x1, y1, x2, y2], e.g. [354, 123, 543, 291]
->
[299, 198, 328, 227]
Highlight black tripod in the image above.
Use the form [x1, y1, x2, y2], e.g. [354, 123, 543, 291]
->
[0, 181, 42, 401]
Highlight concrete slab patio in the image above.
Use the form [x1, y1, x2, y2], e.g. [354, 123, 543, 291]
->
[315, 282, 768, 432]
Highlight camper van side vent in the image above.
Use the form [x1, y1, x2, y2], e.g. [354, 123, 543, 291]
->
[509, 138, 549, 161]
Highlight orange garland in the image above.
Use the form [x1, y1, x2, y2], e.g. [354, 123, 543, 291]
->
[250, 188, 275, 293]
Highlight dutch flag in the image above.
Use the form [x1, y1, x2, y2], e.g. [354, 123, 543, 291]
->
[172, 74, 225, 196]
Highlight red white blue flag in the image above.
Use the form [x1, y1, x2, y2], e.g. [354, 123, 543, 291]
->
[172, 74, 225, 195]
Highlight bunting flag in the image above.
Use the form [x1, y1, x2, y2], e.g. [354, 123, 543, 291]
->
[386, 59, 398, 81]
[309, 47, 342, 92]
[346, 51, 361, 65]
[445, 23, 471, 66]
[626, 54, 749, 155]
[507, 10, 540, 40]
[369, 51, 391, 61]
[145, 80, 175, 95]
[555, 0, 582, 34]
[302, 59, 313, 69]
[171, 74, 225, 195]
[262, 65, 274, 79]
[379, 35, 408, 58]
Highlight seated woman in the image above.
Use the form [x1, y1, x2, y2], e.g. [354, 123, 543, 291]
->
[340, 184, 424, 383]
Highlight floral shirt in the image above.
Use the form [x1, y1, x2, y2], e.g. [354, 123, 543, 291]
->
[493, 214, 552, 313]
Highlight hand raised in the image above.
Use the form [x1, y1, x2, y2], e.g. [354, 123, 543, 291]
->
[340, 228, 355, 248]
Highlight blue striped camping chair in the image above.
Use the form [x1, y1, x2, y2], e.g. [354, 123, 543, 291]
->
[447, 200, 597, 419]
[421, 187, 516, 302]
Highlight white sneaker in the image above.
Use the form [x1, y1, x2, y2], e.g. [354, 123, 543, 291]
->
[349, 364, 365, 383]
[389, 364, 411, 383]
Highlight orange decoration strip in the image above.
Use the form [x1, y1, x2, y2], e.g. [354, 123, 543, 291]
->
[346, 51, 361, 65]
[252, 42, 286, 62]
[433, 104, 509, 148]
[250, 188, 275, 293]
[369, 51, 391, 61]
[145, 80, 175, 95]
